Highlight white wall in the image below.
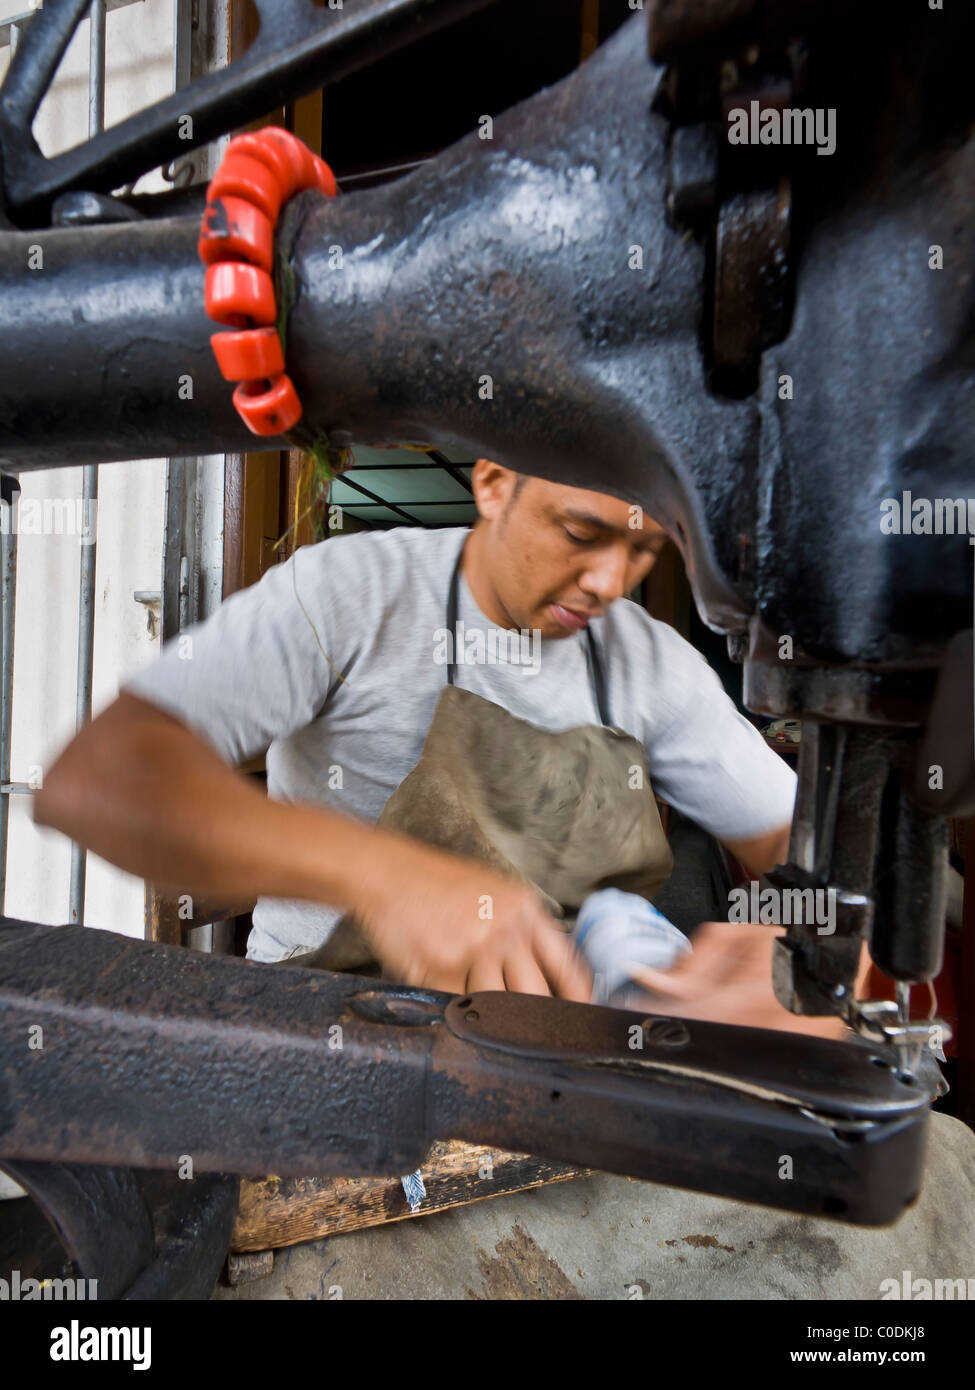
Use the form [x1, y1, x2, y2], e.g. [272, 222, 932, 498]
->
[1, 0, 219, 937]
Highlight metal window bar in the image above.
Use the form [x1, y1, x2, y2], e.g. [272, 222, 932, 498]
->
[0, 476, 21, 912]
[0, 0, 142, 52]
[0, 4, 110, 926]
[0, 0, 195, 931]
[66, 0, 105, 927]
[0, 0, 27, 919]
[155, 0, 228, 953]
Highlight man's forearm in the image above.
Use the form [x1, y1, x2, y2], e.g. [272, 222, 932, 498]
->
[32, 693, 409, 918]
[722, 824, 792, 880]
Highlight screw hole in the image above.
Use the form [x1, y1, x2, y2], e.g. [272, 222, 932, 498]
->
[456, 997, 471, 1009]
[465, 1009, 479, 1022]
[550, 1091, 562, 1101]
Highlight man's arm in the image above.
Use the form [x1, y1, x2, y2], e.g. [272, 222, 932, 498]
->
[721, 823, 791, 879]
[35, 692, 372, 908]
[33, 692, 591, 1000]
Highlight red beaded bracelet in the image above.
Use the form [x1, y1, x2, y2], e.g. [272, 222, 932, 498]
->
[198, 127, 337, 437]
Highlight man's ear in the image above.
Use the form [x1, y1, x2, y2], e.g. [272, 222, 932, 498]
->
[471, 458, 518, 521]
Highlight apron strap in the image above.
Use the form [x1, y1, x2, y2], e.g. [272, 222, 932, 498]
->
[585, 625, 612, 729]
[446, 533, 612, 726]
[445, 537, 463, 688]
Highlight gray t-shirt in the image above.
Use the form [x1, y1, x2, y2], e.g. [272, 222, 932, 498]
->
[122, 525, 796, 962]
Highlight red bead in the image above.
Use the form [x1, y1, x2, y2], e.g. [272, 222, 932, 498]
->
[198, 196, 274, 272]
[210, 327, 285, 381]
[232, 374, 302, 435]
[204, 261, 276, 327]
[254, 126, 318, 197]
[228, 131, 297, 198]
[311, 155, 338, 198]
[208, 152, 283, 222]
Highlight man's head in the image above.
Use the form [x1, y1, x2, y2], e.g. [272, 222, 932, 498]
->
[467, 459, 670, 638]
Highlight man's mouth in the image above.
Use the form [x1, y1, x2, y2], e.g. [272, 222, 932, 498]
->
[549, 602, 600, 632]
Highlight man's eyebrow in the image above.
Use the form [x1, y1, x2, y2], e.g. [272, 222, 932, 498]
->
[561, 508, 627, 534]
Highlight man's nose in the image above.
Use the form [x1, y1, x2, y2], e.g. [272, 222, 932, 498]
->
[580, 549, 630, 604]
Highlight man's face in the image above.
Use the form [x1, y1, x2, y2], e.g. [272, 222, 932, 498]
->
[471, 462, 670, 638]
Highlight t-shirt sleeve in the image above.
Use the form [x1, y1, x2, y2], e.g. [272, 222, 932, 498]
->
[120, 543, 343, 766]
[640, 621, 797, 842]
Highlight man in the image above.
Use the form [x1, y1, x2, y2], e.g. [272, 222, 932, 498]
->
[34, 461, 827, 1031]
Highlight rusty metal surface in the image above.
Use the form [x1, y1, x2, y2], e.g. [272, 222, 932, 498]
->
[647, 0, 856, 64]
[0, 1159, 154, 1299]
[0, 919, 434, 1178]
[442, 991, 928, 1119]
[0, 918, 931, 1225]
[0, 1160, 239, 1300]
[912, 631, 975, 817]
[430, 1006, 929, 1228]
[712, 181, 792, 381]
[122, 1173, 239, 1301]
[648, 0, 759, 64]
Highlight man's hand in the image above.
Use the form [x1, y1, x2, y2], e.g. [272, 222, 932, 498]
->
[354, 841, 593, 1001]
[627, 919, 849, 1038]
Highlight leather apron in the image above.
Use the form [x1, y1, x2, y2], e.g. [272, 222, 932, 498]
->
[301, 534, 673, 971]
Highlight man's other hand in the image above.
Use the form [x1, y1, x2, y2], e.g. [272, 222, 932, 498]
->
[627, 918, 850, 1038]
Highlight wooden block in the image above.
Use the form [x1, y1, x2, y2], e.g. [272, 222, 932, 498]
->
[231, 1142, 588, 1253]
[146, 886, 257, 943]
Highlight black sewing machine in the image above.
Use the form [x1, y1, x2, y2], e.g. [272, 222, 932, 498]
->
[0, 0, 971, 1295]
